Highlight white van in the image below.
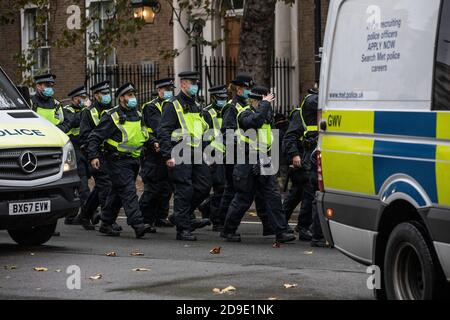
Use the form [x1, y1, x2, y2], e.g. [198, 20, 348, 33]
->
[0, 66, 80, 245]
[317, 0, 450, 299]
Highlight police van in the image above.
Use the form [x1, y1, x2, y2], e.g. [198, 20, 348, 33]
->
[317, 0, 450, 299]
[0, 66, 80, 246]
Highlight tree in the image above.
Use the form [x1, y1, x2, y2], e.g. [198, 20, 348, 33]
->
[238, 0, 295, 88]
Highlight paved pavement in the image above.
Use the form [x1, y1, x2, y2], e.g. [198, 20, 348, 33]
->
[0, 216, 373, 300]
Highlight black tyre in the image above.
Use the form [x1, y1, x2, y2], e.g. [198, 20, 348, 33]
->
[8, 222, 57, 246]
[384, 222, 439, 300]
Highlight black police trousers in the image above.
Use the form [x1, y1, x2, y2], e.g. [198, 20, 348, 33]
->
[282, 169, 313, 229]
[223, 164, 289, 235]
[74, 144, 90, 205]
[101, 157, 144, 227]
[169, 163, 212, 232]
[199, 164, 226, 226]
[81, 163, 111, 220]
[139, 156, 173, 224]
[219, 163, 272, 230]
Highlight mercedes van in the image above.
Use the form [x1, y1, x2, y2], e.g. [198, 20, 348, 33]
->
[0, 66, 80, 246]
[317, 0, 450, 299]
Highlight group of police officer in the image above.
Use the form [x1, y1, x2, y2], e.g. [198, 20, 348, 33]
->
[29, 70, 327, 247]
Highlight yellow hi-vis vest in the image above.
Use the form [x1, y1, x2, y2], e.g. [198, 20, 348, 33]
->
[142, 98, 165, 134]
[171, 100, 208, 148]
[206, 107, 225, 153]
[290, 94, 318, 140]
[64, 105, 81, 137]
[35, 101, 64, 126]
[236, 106, 273, 153]
[106, 110, 149, 158]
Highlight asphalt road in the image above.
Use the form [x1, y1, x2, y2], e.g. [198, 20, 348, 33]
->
[0, 215, 374, 300]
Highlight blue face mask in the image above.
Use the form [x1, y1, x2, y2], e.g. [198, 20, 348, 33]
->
[127, 97, 138, 109]
[187, 85, 199, 97]
[101, 94, 111, 105]
[163, 91, 173, 100]
[216, 100, 227, 108]
[242, 89, 251, 99]
[43, 87, 54, 97]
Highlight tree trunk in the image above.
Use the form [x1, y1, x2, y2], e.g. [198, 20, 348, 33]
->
[238, 0, 277, 88]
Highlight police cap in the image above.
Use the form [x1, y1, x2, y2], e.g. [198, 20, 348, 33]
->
[34, 73, 56, 85]
[231, 73, 254, 88]
[116, 82, 136, 98]
[248, 85, 269, 101]
[208, 85, 228, 99]
[154, 77, 175, 89]
[68, 86, 87, 98]
[178, 71, 200, 81]
[90, 80, 110, 94]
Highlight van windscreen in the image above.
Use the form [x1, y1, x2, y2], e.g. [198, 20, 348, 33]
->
[0, 69, 29, 110]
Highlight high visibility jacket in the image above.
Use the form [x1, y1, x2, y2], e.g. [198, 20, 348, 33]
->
[290, 94, 318, 140]
[64, 105, 82, 137]
[206, 106, 225, 153]
[236, 106, 273, 153]
[33, 100, 64, 126]
[142, 98, 167, 134]
[105, 110, 149, 158]
[171, 100, 208, 148]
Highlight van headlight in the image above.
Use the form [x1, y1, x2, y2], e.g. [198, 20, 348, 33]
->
[63, 141, 77, 172]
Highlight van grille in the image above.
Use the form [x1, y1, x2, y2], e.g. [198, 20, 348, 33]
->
[0, 148, 62, 180]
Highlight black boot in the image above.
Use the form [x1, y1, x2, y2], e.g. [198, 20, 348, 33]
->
[72, 211, 96, 231]
[112, 223, 123, 232]
[311, 238, 329, 248]
[298, 227, 313, 241]
[144, 224, 157, 234]
[220, 231, 242, 243]
[91, 210, 101, 225]
[132, 224, 148, 239]
[176, 230, 197, 241]
[99, 222, 121, 237]
[286, 225, 295, 234]
[276, 232, 296, 243]
[155, 219, 174, 228]
[191, 218, 211, 231]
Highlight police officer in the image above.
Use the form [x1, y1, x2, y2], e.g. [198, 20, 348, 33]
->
[76, 81, 118, 231]
[63, 86, 94, 227]
[199, 85, 228, 231]
[139, 77, 175, 228]
[221, 86, 295, 243]
[282, 88, 327, 247]
[31, 73, 71, 133]
[158, 71, 212, 241]
[220, 74, 274, 236]
[87, 83, 152, 239]
[282, 90, 318, 241]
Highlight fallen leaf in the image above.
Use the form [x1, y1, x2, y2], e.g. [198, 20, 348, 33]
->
[284, 283, 298, 289]
[213, 286, 236, 294]
[130, 252, 144, 256]
[248, 212, 257, 217]
[273, 242, 281, 248]
[4, 265, 17, 270]
[268, 297, 279, 300]
[132, 268, 151, 272]
[303, 251, 314, 255]
[30, 253, 35, 256]
[89, 274, 103, 280]
[210, 247, 221, 254]
[55, 270, 61, 273]
[106, 252, 117, 257]
[33, 267, 48, 272]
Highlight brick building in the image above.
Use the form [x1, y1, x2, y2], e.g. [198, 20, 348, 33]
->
[0, 0, 329, 110]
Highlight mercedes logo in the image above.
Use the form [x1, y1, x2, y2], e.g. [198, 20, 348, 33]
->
[19, 151, 38, 174]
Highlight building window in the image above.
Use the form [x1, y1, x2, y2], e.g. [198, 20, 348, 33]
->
[86, 0, 117, 68]
[433, 0, 450, 110]
[21, 7, 51, 77]
[223, 0, 245, 17]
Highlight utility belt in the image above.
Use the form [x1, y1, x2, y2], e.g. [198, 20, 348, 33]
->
[104, 148, 135, 161]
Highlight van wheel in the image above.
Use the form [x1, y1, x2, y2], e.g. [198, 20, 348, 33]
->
[384, 222, 439, 300]
[8, 223, 57, 246]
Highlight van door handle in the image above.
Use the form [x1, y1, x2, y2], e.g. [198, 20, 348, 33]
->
[320, 120, 327, 131]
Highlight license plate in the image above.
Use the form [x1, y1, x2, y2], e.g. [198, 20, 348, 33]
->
[8, 201, 51, 215]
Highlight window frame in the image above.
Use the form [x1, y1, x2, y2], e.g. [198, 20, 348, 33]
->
[432, 0, 450, 111]
[20, 4, 51, 79]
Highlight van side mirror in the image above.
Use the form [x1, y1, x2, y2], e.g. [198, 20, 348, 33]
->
[16, 85, 31, 106]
